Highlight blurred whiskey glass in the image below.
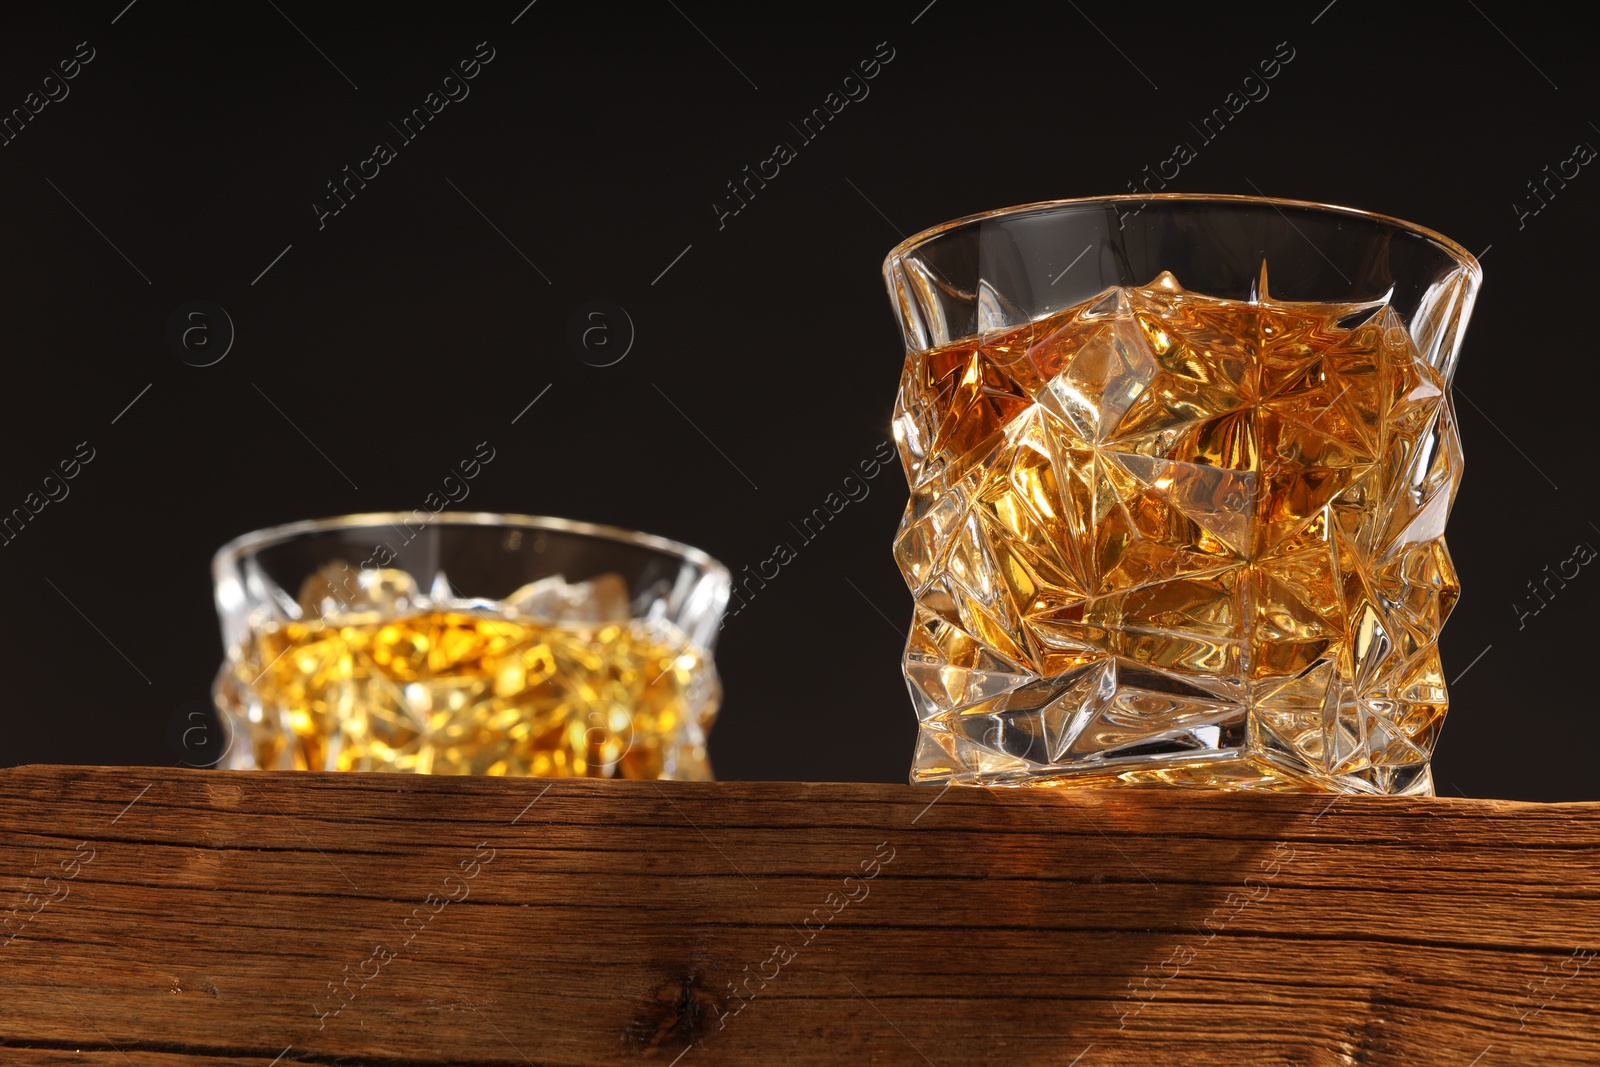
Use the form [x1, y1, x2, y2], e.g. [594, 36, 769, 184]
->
[212, 513, 729, 779]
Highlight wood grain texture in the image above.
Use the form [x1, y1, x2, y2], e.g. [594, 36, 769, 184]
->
[0, 766, 1596, 1066]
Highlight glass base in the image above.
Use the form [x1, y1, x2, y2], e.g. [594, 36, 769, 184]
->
[911, 743, 1435, 796]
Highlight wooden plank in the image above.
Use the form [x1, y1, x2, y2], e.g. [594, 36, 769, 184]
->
[0, 766, 1596, 1066]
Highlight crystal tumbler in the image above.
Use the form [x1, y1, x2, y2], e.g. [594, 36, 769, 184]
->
[212, 513, 730, 779]
[885, 195, 1480, 794]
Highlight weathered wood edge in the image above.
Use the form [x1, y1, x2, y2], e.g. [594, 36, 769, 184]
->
[1, 766, 1596, 1067]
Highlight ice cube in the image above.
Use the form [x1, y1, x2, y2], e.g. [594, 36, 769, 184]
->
[427, 570, 503, 615]
[297, 562, 420, 620]
[504, 572, 631, 624]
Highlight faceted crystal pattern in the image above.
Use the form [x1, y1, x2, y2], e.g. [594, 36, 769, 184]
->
[893, 272, 1461, 794]
[214, 566, 720, 779]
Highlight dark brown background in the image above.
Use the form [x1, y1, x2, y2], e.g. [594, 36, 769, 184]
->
[0, 1, 1591, 799]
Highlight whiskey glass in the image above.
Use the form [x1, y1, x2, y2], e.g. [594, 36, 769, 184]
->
[211, 512, 730, 779]
[885, 194, 1480, 794]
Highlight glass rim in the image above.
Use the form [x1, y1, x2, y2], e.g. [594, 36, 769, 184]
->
[883, 192, 1482, 281]
[213, 511, 730, 582]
